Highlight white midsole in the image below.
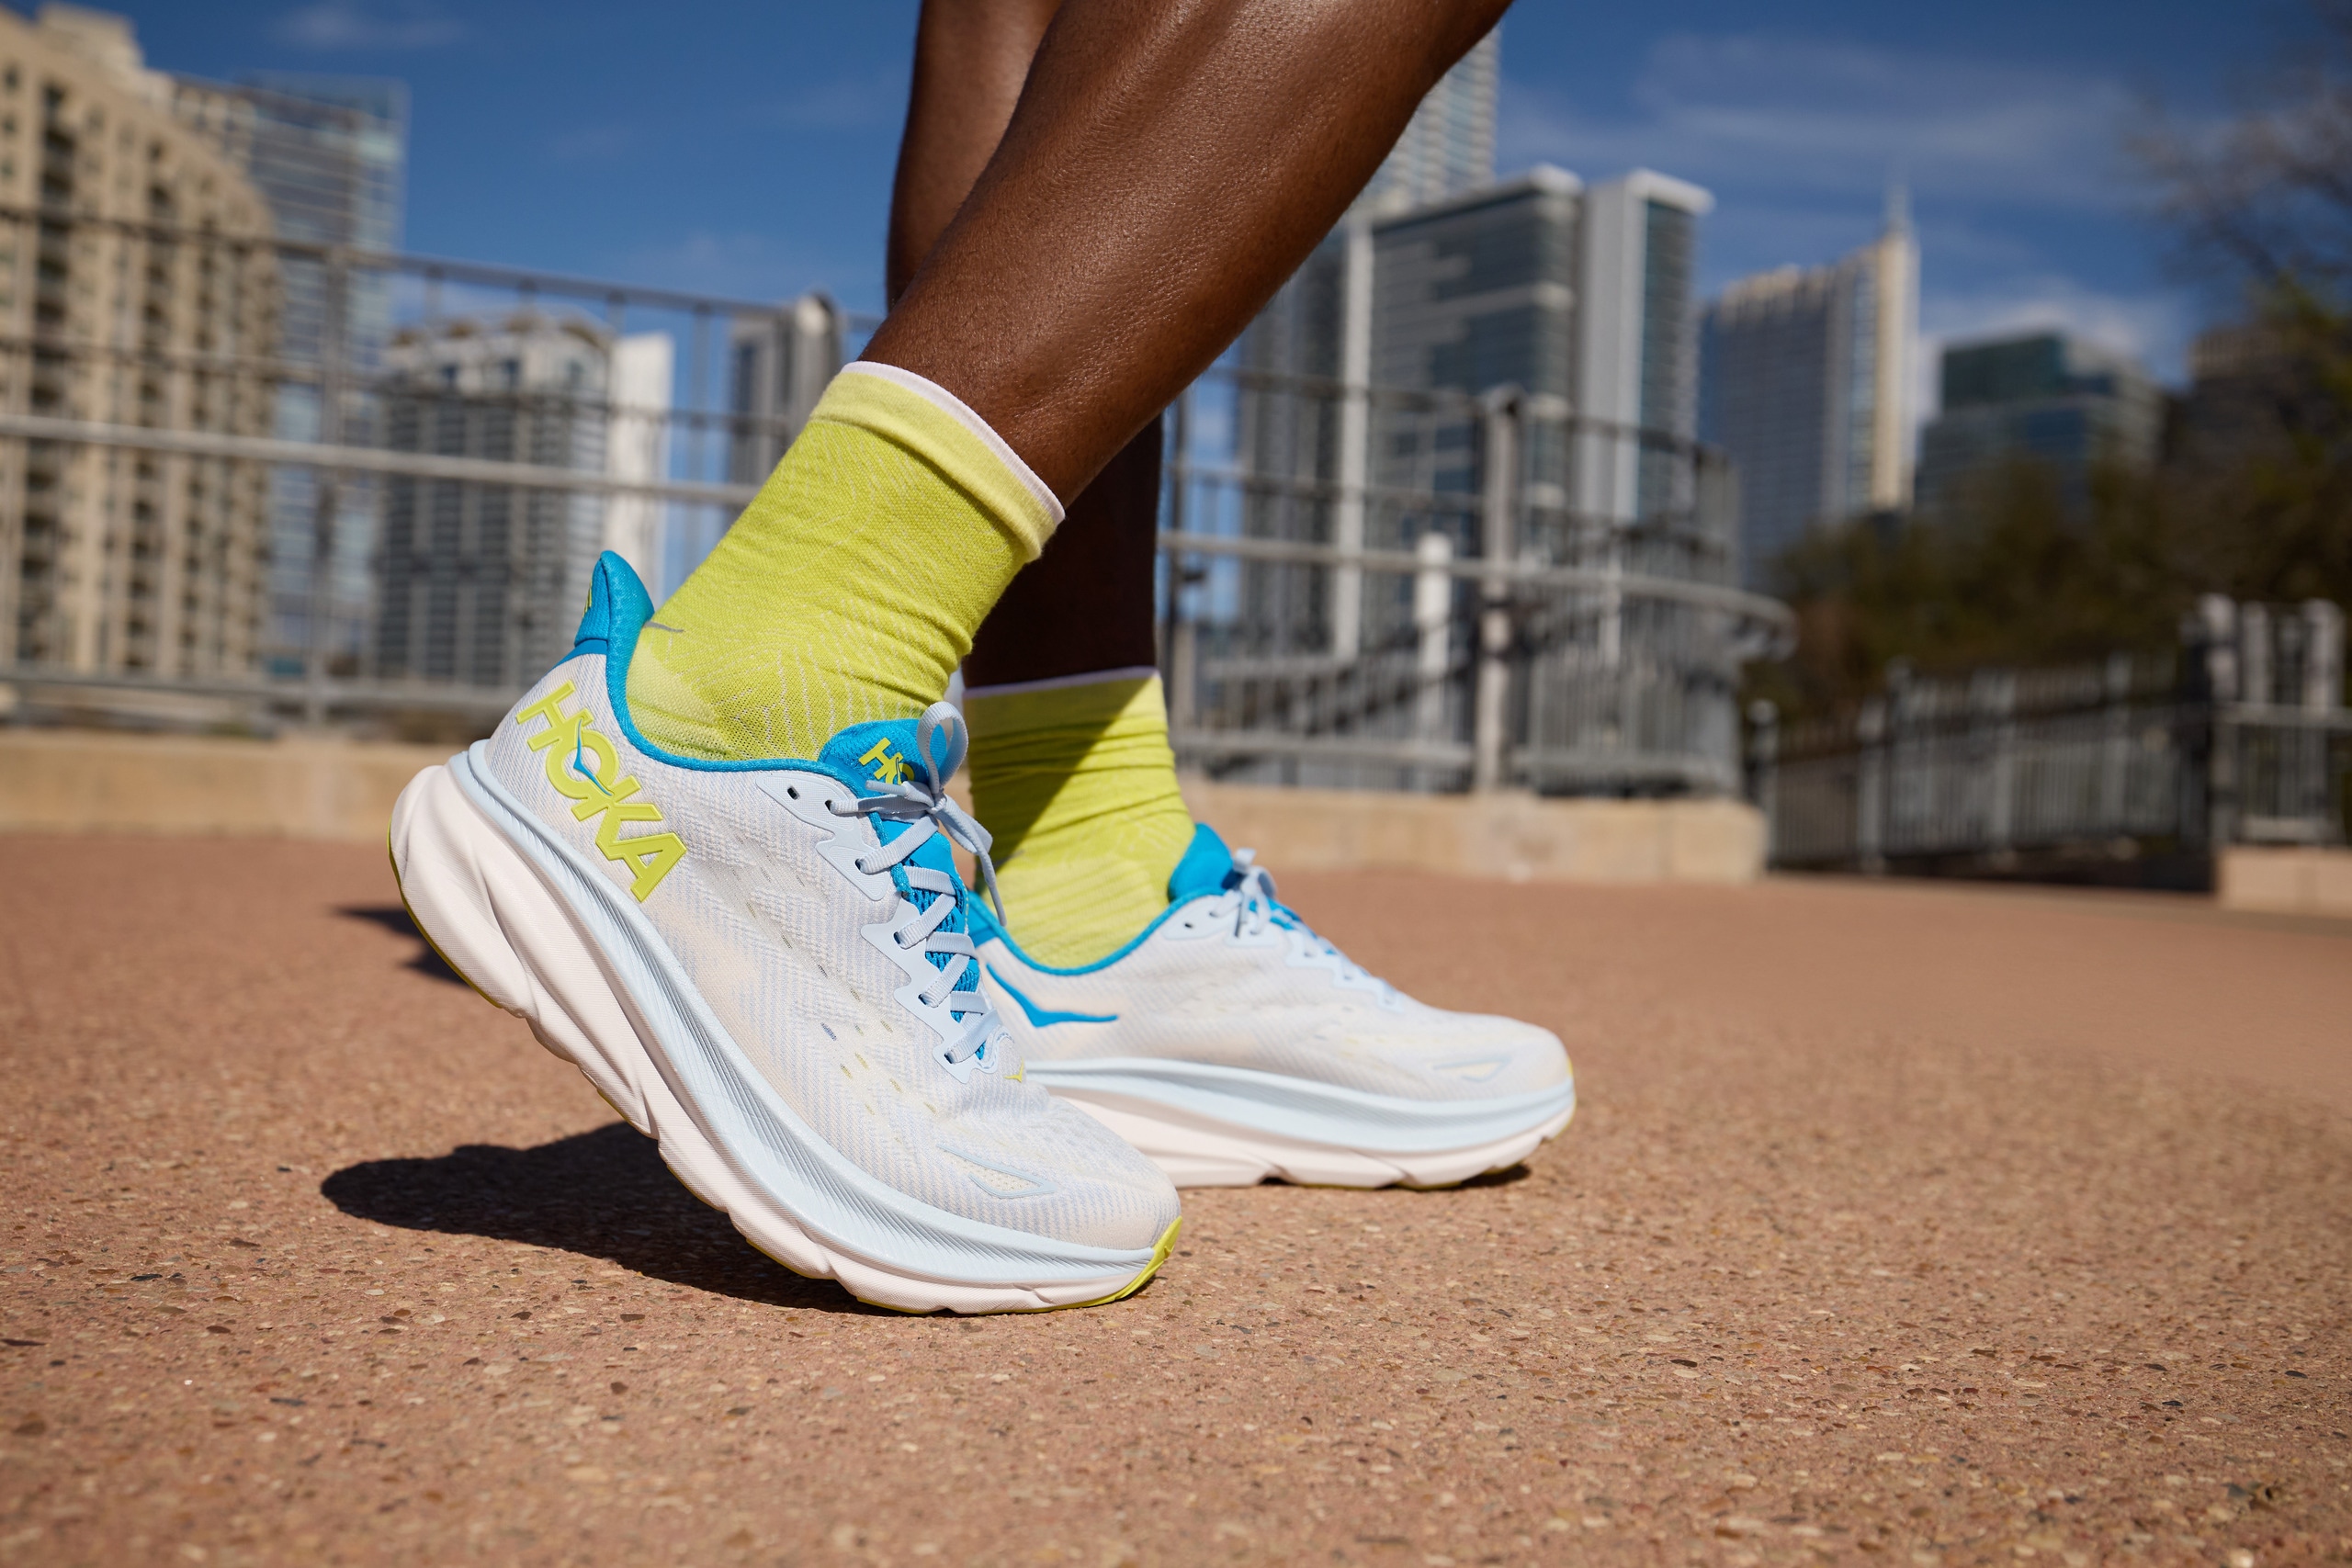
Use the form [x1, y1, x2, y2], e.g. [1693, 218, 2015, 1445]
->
[389, 750, 1162, 1313]
[1024, 1059, 1576, 1190]
[1053, 1093, 1574, 1190]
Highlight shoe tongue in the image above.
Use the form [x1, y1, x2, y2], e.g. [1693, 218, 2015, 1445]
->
[1167, 822, 1234, 901]
[817, 718, 962, 883]
[820, 719, 933, 793]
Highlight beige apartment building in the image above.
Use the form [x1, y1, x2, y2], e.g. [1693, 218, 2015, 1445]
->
[0, 5, 278, 681]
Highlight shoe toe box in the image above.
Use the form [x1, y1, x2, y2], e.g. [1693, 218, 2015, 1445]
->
[1442, 1013, 1572, 1098]
[1352, 1008, 1572, 1100]
[935, 1092, 1180, 1253]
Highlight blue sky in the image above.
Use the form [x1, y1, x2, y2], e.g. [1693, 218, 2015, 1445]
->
[115, 0, 2290, 401]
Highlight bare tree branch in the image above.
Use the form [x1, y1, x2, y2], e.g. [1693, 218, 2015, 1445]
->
[2133, 1, 2352, 301]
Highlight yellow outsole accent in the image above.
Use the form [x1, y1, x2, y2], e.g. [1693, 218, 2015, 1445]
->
[1069, 1214, 1183, 1309]
[388, 813, 1184, 1320]
[847, 1214, 1182, 1316]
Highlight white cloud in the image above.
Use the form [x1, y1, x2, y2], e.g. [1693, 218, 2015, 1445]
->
[274, 0, 463, 51]
[1499, 32, 2138, 210]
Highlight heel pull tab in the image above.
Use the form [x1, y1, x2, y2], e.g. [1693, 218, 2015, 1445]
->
[571, 551, 655, 657]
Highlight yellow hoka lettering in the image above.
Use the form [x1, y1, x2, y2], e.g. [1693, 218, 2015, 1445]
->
[528, 711, 641, 809]
[513, 683, 686, 902]
[858, 738, 909, 785]
[593, 804, 687, 899]
[570, 776, 640, 820]
[513, 682, 576, 733]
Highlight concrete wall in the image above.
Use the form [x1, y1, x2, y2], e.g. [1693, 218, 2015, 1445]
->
[0, 729, 452, 844]
[2218, 847, 2352, 919]
[1179, 775, 1762, 885]
[0, 729, 1767, 885]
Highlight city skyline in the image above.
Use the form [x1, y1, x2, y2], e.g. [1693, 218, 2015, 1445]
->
[0, 6, 2283, 613]
[101, 0, 2276, 413]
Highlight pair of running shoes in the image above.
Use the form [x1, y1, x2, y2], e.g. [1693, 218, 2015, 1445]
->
[390, 553, 1576, 1314]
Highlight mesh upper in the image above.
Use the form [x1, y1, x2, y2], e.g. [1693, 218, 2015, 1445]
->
[482, 657, 1179, 1253]
[981, 897, 1571, 1102]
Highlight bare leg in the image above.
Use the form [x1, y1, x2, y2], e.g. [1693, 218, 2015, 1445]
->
[887, 0, 1159, 687]
[865, 0, 1510, 503]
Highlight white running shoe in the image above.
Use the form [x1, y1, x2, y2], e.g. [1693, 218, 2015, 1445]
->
[388, 553, 1180, 1314]
[973, 827, 1575, 1189]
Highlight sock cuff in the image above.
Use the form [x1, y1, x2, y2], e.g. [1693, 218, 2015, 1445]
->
[963, 665, 1161, 701]
[822, 362, 1063, 558]
[967, 669, 1166, 741]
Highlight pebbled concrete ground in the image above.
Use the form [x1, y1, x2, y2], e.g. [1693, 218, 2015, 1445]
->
[3, 838, 2349, 1568]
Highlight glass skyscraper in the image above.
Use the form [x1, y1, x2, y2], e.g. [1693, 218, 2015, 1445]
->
[1570, 170, 1713, 532]
[1913, 331, 2160, 519]
[1699, 197, 1917, 584]
[1356, 31, 1498, 217]
[173, 71, 408, 675]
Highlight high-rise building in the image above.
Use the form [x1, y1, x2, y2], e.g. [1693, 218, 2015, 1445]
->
[1914, 331, 2161, 517]
[1356, 30, 1498, 217]
[1210, 30, 1736, 792]
[2177, 321, 2315, 471]
[1235, 20, 1503, 510]
[1233, 163, 1717, 652]
[0, 6, 279, 679]
[1571, 170, 1714, 531]
[696, 291, 844, 592]
[373, 315, 672, 689]
[604, 333, 673, 598]
[167, 62, 405, 675]
[1368, 166, 1581, 501]
[725, 292, 844, 487]
[1231, 164, 1568, 666]
[1700, 195, 1917, 583]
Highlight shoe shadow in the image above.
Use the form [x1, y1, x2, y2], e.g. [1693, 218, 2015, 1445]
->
[337, 903, 467, 988]
[1266, 1163, 1532, 1191]
[319, 1123, 886, 1314]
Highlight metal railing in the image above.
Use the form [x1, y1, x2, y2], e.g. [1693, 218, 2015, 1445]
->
[0, 211, 1792, 795]
[1160, 367, 1790, 795]
[0, 209, 867, 732]
[1750, 598, 2351, 877]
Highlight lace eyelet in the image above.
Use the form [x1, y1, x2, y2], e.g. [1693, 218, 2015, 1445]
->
[853, 858, 875, 874]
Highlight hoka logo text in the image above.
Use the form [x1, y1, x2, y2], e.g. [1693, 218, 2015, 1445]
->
[859, 738, 910, 785]
[515, 682, 688, 901]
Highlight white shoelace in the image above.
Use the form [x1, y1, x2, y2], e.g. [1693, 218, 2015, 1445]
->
[829, 703, 1004, 1066]
[1218, 847, 1395, 1000]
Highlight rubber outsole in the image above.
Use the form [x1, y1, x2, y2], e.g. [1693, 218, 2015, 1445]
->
[387, 755, 1175, 1314]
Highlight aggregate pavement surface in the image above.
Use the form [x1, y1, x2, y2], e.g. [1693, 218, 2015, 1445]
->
[4, 837, 2350, 1567]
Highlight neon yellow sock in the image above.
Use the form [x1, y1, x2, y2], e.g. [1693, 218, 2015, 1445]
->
[967, 671, 1196, 966]
[626, 364, 1060, 761]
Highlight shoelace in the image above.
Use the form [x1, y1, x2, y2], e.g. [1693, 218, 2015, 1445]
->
[828, 702, 1004, 1066]
[1220, 847, 1395, 999]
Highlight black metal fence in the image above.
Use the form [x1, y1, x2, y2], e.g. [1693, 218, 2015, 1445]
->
[1749, 597, 2351, 880]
